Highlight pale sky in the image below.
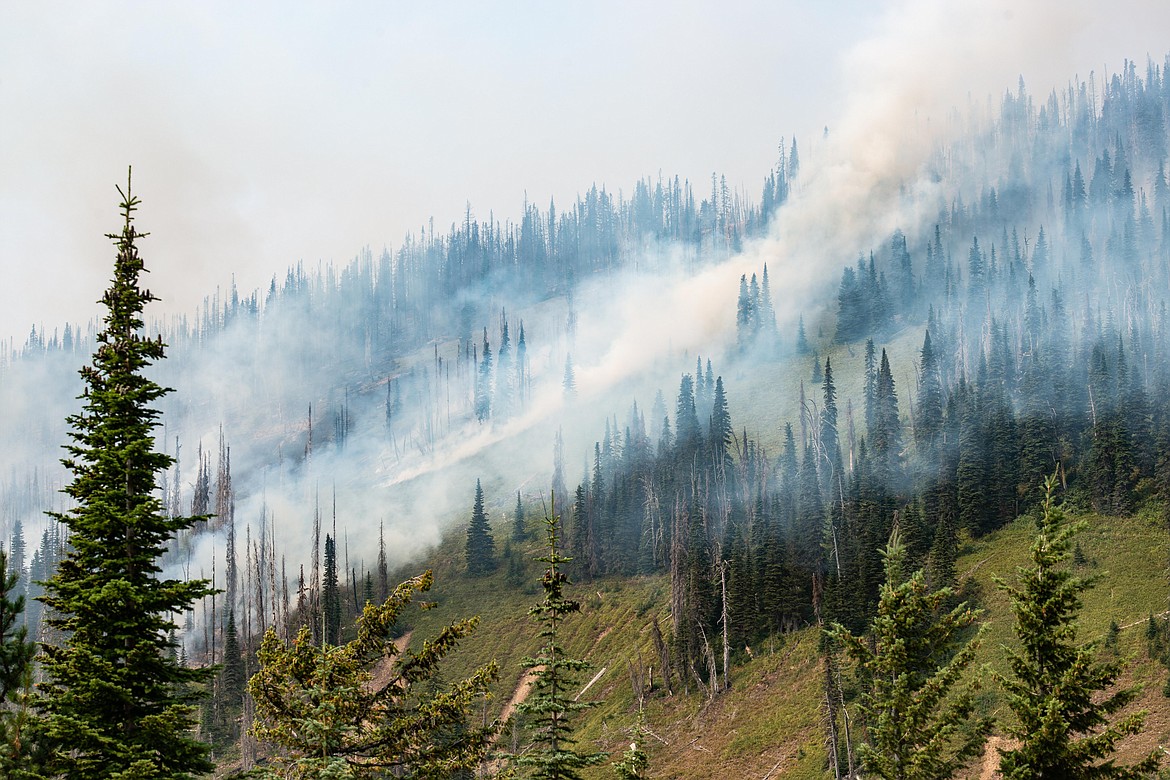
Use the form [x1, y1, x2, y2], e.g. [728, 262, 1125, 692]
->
[1, 1, 1167, 346]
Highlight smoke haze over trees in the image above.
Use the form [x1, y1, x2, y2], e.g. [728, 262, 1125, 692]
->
[4, 4, 1170, 773]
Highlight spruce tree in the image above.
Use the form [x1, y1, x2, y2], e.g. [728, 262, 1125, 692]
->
[513, 490, 527, 543]
[0, 547, 35, 774]
[323, 533, 341, 645]
[736, 274, 753, 351]
[249, 571, 498, 778]
[995, 476, 1162, 779]
[476, 329, 493, 421]
[509, 502, 606, 779]
[708, 376, 733, 478]
[0, 549, 33, 705]
[466, 478, 497, 575]
[377, 521, 389, 602]
[220, 609, 244, 705]
[820, 356, 842, 488]
[829, 529, 991, 779]
[38, 172, 217, 777]
[914, 330, 943, 457]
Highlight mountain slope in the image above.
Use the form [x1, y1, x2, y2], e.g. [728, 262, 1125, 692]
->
[396, 496, 1170, 779]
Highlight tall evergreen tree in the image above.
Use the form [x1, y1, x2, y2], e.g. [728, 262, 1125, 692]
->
[0, 547, 34, 776]
[995, 477, 1161, 779]
[38, 173, 217, 778]
[872, 349, 902, 481]
[829, 528, 991, 780]
[820, 356, 842, 488]
[736, 274, 754, 351]
[476, 328, 493, 421]
[466, 478, 497, 576]
[563, 354, 577, 399]
[0, 549, 32, 704]
[509, 504, 606, 779]
[512, 490, 527, 543]
[674, 374, 703, 470]
[914, 331, 944, 456]
[708, 376, 733, 479]
[323, 533, 342, 645]
[377, 521, 389, 602]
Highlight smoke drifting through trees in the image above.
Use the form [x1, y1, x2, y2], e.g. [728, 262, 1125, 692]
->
[1, 11, 1169, 766]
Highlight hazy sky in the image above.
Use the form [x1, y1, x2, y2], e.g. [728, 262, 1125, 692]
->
[1, 1, 1168, 346]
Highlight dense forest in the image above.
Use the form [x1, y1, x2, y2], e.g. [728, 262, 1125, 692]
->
[3, 52, 1170, 777]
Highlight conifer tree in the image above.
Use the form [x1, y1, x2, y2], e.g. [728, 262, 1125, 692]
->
[995, 476, 1161, 779]
[829, 529, 991, 779]
[249, 571, 498, 778]
[323, 533, 342, 645]
[759, 264, 777, 340]
[220, 609, 244, 705]
[38, 172, 217, 777]
[563, 354, 577, 399]
[377, 521, 389, 602]
[820, 356, 842, 488]
[509, 503, 606, 779]
[914, 331, 944, 457]
[796, 314, 811, 355]
[0, 547, 35, 773]
[476, 328, 493, 421]
[872, 349, 902, 480]
[708, 376, 733, 478]
[512, 490, 527, 543]
[0, 550, 32, 705]
[736, 274, 753, 351]
[674, 374, 702, 468]
[466, 478, 497, 575]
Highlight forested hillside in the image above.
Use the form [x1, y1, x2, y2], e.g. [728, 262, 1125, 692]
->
[4, 51, 1170, 778]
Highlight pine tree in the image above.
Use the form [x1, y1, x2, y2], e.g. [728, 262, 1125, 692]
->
[820, 356, 843, 489]
[829, 529, 991, 779]
[674, 374, 703, 470]
[872, 349, 902, 481]
[708, 376, 733, 479]
[563, 354, 577, 399]
[0, 547, 35, 774]
[220, 609, 244, 704]
[37, 172, 217, 778]
[323, 533, 341, 645]
[914, 331, 944, 457]
[512, 490, 528, 543]
[377, 521, 389, 602]
[509, 503, 606, 779]
[249, 571, 498, 778]
[0, 549, 32, 705]
[466, 478, 497, 575]
[995, 476, 1162, 779]
[759, 264, 777, 339]
[476, 328, 493, 421]
[796, 314, 811, 355]
[736, 274, 754, 351]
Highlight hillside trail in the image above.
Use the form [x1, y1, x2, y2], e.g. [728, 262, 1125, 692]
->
[498, 611, 616, 724]
[979, 735, 1018, 779]
[499, 667, 541, 723]
[366, 630, 413, 691]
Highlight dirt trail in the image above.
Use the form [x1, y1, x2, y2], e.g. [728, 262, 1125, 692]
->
[499, 619, 615, 723]
[367, 630, 413, 692]
[499, 667, 542, 723]
[979, 735, 1018, 779]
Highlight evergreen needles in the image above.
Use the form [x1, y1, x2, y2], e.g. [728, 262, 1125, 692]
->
[37, 171, 218, 778]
